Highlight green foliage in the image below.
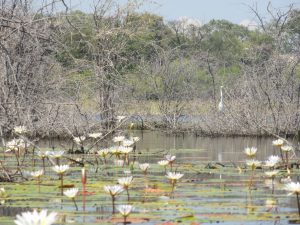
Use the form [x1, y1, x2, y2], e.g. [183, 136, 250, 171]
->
[52, 8, 299, 110]
[124, 13, 175, 64]
[200, 20, 249, 62]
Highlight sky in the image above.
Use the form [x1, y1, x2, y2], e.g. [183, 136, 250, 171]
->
[58, 0, 300, 25]
[151, 0, 299, 24]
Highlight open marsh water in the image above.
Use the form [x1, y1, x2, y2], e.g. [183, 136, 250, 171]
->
[0, 130, 300, 224]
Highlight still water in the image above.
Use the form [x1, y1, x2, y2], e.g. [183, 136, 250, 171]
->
[0, 131, 299, 225]
[41, 130, 296, 162]
[123, 131, 299, 165]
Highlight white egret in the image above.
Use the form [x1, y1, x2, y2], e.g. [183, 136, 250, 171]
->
[218, 86, 224, 112]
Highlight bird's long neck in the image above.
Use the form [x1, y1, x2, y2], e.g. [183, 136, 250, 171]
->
[220, 88, 223, 99]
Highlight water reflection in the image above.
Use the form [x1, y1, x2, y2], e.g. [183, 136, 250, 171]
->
[0, 206, 31, 217]
[38, 131, 297, 163]
[134, 131, 298, 162]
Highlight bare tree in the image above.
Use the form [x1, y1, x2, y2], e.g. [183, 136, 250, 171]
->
[0, 0, 64, 135]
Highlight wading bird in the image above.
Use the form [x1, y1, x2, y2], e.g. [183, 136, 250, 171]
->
[218, 86, 224, 112]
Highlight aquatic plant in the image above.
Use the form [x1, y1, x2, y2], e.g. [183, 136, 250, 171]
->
[52, 165, 70, 195]
[158, 160, 169, 174]
[244, 147, 257, 158]
[36, 151, 48, 172]
[48, 151, 64, 165]
[272, 139, 284, 146]
[110, 146, 122, 159]
[88, 133, 102, 139]
[281, 145, 293, 169]
[122, 139, 134, 147]
[118, 176, 133, 201]
[130, 137, 140, 143]
[64, 188, 79, 211]
[0, 187, 7, 204]
[0, 187, 6, 198]
[272, 139, 284, 162]
[6, 138, 27, 167]
[285, 181, 300, 216]
[264, 155, 280, 168]
[166, 172, 184, 195]
[30, 169, 44, 193]
[113, 136, 125, 145]
[81, 167, 87, 194]
[165, 155, 176, 171]
[246, 159, 261, 189]
[104, 185, 124, 213]
[73, 136, 86, 145]
[0, 187, 6, 205]
[265, 198, 277, 212]
[6, 139, 26, 152]
[139, 163, 150, 175]
[117, 204, 134, 224]
[14, 209, 57, 225]
[119, 146, 133, 165]
[13, 126, 28, 135]
[97, 149, 109, 164]
[265, 170, 279, 194]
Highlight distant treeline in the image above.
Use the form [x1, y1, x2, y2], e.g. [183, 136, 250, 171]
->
[0, 0, 300, 137]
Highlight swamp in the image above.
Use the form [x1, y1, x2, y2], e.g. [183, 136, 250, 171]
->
[0, 130, 300, 224]
[1, 0, 300, 224]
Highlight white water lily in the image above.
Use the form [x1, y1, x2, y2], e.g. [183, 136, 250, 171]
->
[281, 145, 293, 152]
[73, 136, 86, 144]
[97, 149, 109, 157]
[265, 170, 279, 178]
[166, 172, 184, 181]
[44, 151, 53, 157]
[246, 159, 261, 168]
[113, 136, 125, 143]
[48, 151, 64, 159]
[118, 146, 133, 154]
[64, 188, 79, 199]
[14, 126, 28, 134]
[265, 198, 277, 208]
[110, 146, 122, 156]
[139, 163, 150, 172]
[158, 160, 169, 166]
[118, 176, 133, 189]
[0, 187, 6, 198]
[244, 147, 257, 157]
[165, 155, 176, 162]
[30, 170, 44, 178]
[122, 139, 134, 147]
[117, 204, 134, 217]
[52, 165, 69, 174]
[131, 136, 140, 143]
[88, 133, 102, 139]
[14, 209, 57, 225]
[285, 182, 300, 196]
[36, 151, 47, 158]
[265, 155, 280, 168]
[272, 139, 284, 147]
[103, 185, 124, 196]
[6, 139, 26, 151]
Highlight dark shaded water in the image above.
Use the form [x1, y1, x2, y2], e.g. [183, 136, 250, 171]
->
[39, 130, 297, 162]
[135, 131, 285, 161]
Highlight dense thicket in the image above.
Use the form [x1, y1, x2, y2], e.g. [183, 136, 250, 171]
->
[0, 0, 299, 137]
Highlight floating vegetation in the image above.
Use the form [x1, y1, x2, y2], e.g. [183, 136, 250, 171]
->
[0, 128, 300, 224]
